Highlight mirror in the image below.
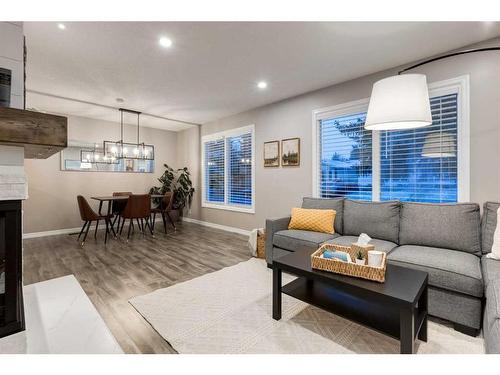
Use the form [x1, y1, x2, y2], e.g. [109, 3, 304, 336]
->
[60, 142, 154, 173]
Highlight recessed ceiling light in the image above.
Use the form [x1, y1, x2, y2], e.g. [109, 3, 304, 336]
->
[257, 81, 268, 89]
[159, 37, 173, 48]
[57, 23, 66, 30]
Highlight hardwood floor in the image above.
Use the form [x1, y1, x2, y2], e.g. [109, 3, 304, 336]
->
[23, 221, 251, 353]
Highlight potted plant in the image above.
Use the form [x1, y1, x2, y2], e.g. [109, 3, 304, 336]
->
[355, 250, 365, 265]
[149, 164, 195, 222]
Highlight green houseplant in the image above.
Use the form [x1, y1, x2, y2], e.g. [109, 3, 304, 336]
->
[149, 164, 195, 219]
[355, 250, 365, 266]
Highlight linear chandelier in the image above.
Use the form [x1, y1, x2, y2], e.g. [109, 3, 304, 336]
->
[80, 143, 119, 164]
[103, 108, 155, 161]
[365, 47, 500, 131]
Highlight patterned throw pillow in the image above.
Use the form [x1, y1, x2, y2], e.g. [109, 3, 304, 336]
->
[288, 207, 336, 234]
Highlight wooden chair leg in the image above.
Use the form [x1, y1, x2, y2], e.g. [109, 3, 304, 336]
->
[127, 218, 133, 240]
[161, 212, 167, 234]
[167, 211, 177, 230]
[112, 215, 119, 232]
[94, 220, 99, 239]
[78, 221, 88, 240]
[145, 217, 154, 236]
[81, 220, 91, 245]
[120, 217, 126, 234]
[104, 219, 109, 244]
[152, 212, 156, 231]
[108, 217, 117, 238]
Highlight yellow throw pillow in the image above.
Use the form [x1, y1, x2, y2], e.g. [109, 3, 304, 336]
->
[288, 207, 336, 234]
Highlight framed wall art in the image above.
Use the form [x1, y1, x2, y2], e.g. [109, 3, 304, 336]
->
[281, 137, 300, 167]
[263, 140, 280, 167]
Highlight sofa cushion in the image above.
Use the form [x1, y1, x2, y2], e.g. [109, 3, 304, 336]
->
[343, 200, 400, 243]
[302, 197, 344, 234]
[484, 280, 500, 353]
[482, 255, 500, 289]
[482, 202, 500, 254]
[273, 229, 338, 253]
[399, 202, 481, 255]
[288, 207, 336, 234]
[323, 235, 398, 254]
[388, 245, 483, 297]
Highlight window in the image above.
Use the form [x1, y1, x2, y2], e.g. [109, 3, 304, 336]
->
[204, 138, 225, 203]
[318, 112, 372, 200]
[313, 76, 469, 203]
[380, 93, 458, 202]
[227, 132, 253, 205]
[202, 125, 255, 213]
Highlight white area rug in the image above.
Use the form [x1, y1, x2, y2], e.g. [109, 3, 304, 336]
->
[129, 258, 484, 354]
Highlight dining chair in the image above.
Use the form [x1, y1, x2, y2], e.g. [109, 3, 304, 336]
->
[77, 195, 115, 246]
[111, 191, 132, 231]
[151, 192, 177, 234]
[119, 194, 154, 240]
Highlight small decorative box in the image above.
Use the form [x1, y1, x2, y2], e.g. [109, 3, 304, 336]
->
[351, 243, 375, 260]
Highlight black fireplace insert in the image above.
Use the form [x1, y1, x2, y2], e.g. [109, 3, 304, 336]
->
[0, 200, 24, 338]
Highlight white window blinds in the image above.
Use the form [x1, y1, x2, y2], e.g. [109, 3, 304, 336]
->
[202, 125, 255, 212]
[318, 112, 372, 200]
[227, 132, 253, 206]
[380, 93, 458, 203]
[204, 138, 225, 203]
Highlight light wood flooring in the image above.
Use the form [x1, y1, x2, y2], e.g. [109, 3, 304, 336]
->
[23, 221, 251, 353]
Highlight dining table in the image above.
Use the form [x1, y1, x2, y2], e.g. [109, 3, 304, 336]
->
[91, 194, 165, 216]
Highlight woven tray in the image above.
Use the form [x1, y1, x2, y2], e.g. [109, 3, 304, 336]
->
[311, 243, 387, 283]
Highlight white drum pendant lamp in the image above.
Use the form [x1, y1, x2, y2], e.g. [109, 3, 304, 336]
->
[421, 132, 456, 158]
[365, 74, 432, 131]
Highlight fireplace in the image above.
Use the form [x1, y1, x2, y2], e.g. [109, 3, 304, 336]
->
[0, 68, 11, 108]
[0, 199, 24, 338]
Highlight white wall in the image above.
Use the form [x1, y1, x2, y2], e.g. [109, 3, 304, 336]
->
[179, 36, 500, 231]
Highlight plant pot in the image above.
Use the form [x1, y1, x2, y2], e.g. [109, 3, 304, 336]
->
[169, 209, 181, 222]
[355, 258, 365, 266]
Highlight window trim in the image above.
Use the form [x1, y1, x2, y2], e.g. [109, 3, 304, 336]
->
[201, 124, 256, 214]
[312, 75, 470, 202]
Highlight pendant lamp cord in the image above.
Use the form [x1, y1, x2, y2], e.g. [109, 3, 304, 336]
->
[398, 47, 500, 75]
[137, 113, 140, 145]
[120, 110, 124, 143]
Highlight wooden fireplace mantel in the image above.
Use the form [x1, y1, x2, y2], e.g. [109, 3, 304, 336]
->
[0, 107, 68, 159]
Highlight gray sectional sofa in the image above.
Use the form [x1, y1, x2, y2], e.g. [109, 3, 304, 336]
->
[265, 197, 500, 353]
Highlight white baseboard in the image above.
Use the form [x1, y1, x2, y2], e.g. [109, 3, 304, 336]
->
[23, 217, 250, 239]
[23, 227, 82, 239]
[181, 216, 250, 237]
[23, 217, 164, 239]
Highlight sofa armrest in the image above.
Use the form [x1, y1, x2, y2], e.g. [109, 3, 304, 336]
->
[265, 216, 291, 264]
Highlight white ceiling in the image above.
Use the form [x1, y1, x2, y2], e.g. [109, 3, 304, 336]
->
[24, 22, 500, 132]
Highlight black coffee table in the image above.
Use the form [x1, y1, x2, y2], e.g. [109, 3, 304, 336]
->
[272, 249, 428, 354]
